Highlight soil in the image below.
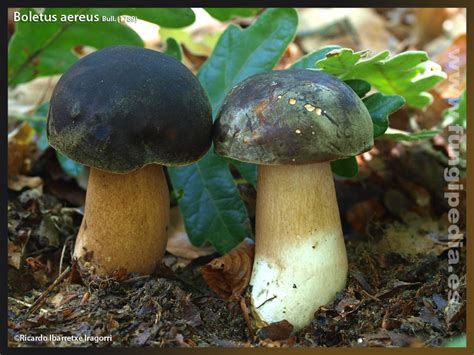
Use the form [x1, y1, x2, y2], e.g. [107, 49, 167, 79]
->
[7, 141, 466, 348]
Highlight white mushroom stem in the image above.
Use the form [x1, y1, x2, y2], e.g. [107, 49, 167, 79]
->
[250, 162, 348, 330]
[73, 164, 169, 276]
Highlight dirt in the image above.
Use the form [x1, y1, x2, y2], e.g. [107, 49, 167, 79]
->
[7, 160, 467, 347]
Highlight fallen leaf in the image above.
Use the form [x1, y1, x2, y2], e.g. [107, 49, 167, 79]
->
[201, 238, 255, 301]
[166, 208, 216, 263]
[375, 219, 451, 257]
[8, 75, 59, 117]
[433, 33, 466, 99]
[258, 320, 294, 341]
[335, 295, 361, 314]
[345, 199, 386, 235]
[376, 280, 421, 299]
[276, 42, 302, 70]
[410, 8, 451, 47]
[445, 299, 465, 329]
[298, 8, 393, 54]
[182, 302, 203, 327]
[387, 331, 424, 347]
[419, 306, 443, 330]
[8, 122, 43, 191]
[8, 123, 34, 169]
[397, 177, 431, 207]
[8, 175, 43, 192]
[8, 240, 22, 269]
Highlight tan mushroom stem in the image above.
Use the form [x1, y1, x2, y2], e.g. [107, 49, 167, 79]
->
[250, 162, 348, 330]
[73, 164, 169, 276]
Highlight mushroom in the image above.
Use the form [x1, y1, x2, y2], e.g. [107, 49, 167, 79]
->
[213, 69, 373, 330]
[47, 46, 212, 277]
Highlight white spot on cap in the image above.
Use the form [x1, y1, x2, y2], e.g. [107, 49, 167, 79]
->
[304, 103, 315, 112]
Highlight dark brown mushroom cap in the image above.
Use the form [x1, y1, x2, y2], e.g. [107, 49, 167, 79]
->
[47, 45, 212, 173]
[213, 69, 374, 165]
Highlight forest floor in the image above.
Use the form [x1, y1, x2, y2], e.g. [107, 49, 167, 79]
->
[7, 140, 466, 348]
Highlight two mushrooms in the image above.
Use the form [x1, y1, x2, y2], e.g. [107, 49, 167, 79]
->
[47, 45, 373, 330]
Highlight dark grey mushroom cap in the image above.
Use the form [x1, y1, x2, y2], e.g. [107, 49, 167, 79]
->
[213, 69, 374, 165]
[47, 45, 212, 173]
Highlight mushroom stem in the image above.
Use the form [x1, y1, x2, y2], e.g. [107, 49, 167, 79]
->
[73, 164, 169, 276]
[250, 162, 348, 330]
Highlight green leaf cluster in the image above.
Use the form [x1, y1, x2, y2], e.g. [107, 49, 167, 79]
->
[316, 48, 447, 108]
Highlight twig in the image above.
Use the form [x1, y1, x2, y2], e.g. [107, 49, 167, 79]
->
[256, 295, 277, 309]
[9, 297, 49, 315]
[25, 266, 71, 318]
[239, 296, 255, 340]
[58, 242, 67, 277]
[8, 297, 32, 308]
[360, 289, 381, 302]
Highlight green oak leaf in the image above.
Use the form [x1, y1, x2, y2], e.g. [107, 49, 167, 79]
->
[363, 93, 406, 138]
[290, 45, 340, 69]
[381, 128, 440, 141]
[164, 37, 183, 61]
[168, 8, 298, 253]
[205, 8, 260, 21]
[344, 79, 371, 98]
[159, 28, 221, 57]
[8, 8, 195, 85]
[230, 160, 258, 187]
[331, 157, 359, 178]
[316, 48, 446, 108]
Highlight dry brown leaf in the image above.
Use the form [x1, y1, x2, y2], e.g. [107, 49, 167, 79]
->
[433, 33, 466, 99]
[8, 240, 22, 270]
[298, 8, 393, 54]
[411, 9, 451, 47]
[8, 175, 43, 192]
[8, 122, 36, 174]
[258, 320, 294, 341]
[8, 75, 59, 118]
[375, 218, 451, 257]
[345, 199, 386, 235]
[8, 122, 43, 191]
[166, 208, 216, 262]
[201, 238, 255, 301]
[397, 177, 431, 207]
[276, 43, 302, 70]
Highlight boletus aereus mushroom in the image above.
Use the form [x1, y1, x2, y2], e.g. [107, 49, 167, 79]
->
[213, 69, 374, 330]
[47, 45, 212, 277]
